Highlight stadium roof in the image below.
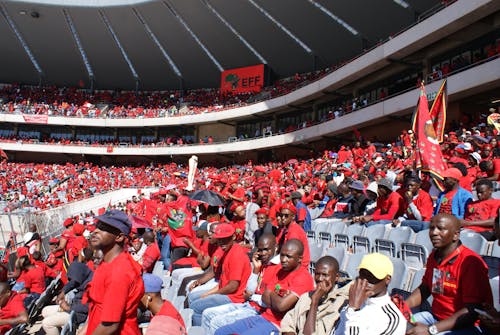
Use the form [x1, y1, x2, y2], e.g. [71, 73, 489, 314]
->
[0, 0, 441, 90]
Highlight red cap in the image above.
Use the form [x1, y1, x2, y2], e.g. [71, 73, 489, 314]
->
[49, 238, 59, 244]
[213, 223, 235, 239]
[63, 217, 74, 227]
[255, 208, 269, 215]
[442, 168, 462, 180]
[254, 166, 266, 173]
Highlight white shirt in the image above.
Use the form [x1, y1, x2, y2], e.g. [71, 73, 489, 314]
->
[334, 293, 407, 335]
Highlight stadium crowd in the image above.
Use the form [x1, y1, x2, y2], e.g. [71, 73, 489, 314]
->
[0, 108, 499, 335]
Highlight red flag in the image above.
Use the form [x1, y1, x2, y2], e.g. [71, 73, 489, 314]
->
[0, 149, 7, 161]
[411, 83, 447, 186]
[429, 80, 447, 143]
[353, 128, 361, 140]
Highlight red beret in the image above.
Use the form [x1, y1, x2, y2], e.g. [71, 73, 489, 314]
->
[49, 237, 59, 244]
[254, 166, 267, 173]
[63, 217, 74, 227]
[280, 202, 297, 214]
[255, 208, 269, 215]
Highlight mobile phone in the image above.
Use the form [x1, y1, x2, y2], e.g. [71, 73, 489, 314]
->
[474, 308, 494, 320]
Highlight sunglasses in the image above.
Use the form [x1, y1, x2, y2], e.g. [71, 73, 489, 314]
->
[95, 221, 122, 236]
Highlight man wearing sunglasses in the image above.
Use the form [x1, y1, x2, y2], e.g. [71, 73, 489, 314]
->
[335, 253, 406, 335]
[85, 210, 144, 335]
[276, 203, 310, 271]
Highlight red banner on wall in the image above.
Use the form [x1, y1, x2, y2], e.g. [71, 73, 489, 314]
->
[221, 64, 265, 94]
[22, 114, 48, 124]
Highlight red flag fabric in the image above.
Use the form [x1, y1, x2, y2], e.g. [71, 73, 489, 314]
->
[0, 149, 7, 161]
[411, 83, 447, 183]
[160, 195, 194, 248]
[429, 80, 447, 143]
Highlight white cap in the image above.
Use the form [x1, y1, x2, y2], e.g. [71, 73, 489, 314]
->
[23, 232, 34, 244]
[366, 181, 378, 195]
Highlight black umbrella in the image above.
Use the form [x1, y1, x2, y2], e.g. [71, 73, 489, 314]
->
[188, 189, 225, 206]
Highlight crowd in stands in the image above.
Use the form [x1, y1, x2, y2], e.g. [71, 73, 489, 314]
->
[0, 107, 499, 334]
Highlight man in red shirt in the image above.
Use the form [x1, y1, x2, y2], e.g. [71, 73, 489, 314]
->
[140, 231, 161, 273]
[355, 178, 403, 226]
[406, 214, 492, 335]
[189, 223, 251, 327]
[214, 239, 314, 335]
[85, 210, 144, 335]
[479, 158, 500, 182]
[395, 176, 434, 232]
[461, 179, 500, 240]
[0, 282, 27, 334]
[276, 204, 310, 270]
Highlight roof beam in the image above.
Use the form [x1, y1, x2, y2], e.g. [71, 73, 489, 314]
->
[305, 0, 359, 36]
[163, 0, 224, 72]
[99, 10, 140, 88]
[247, 0, 313, 54]
[62, 9, 94, 86]
[132, 7, 183, 78]
[0, 4, 43, 81]
[202, 0, 267, 65]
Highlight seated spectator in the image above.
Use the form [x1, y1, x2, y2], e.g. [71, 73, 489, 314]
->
[353, 178, 404, 226]
[394, 175, 434, 232]
[479, 157, 500, 183]
[331, 183, 354, 219]
[214, 239, 314, 335]
[202, 234, 278, 333]
[140, 273, 185, 333]
[189, 223, 251, 326]
[335, 253, 407, 335]
[41, 261, 93, 335]
[281, 256, 350, 335]
[347, 180, 370, 219]
[434, 168, 472, 219]
[406, 214, 492, 335]
[129, 236, 147, 263]
[0, 282, 27, 334]
[14, 255, 46, 307]
[460, 178, 500, 240]
[229, 204, 246, 243]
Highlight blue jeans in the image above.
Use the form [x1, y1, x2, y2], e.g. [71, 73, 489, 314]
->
[412, 311, 486, 334]
[401, 220, 430, 232]
[159, 234, 171, 270]
[214, 315, 279, 335]
[190, 294, 232, 326]
[202, 302, 258, 335]
[365, 219, 392, 227]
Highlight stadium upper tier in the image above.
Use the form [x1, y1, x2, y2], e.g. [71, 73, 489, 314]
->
[1, 56, 499, 158]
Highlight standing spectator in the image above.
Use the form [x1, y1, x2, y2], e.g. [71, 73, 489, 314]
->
[276, 204, 310, 270]
[335, 253, 407, 335]
[140, 231, 161, 273]
[405, 214, 492, 335]
[253, 167, 270, 206]
[291, 192, 311, 231]
[85, 210, 144, 335]
[281, 256, 350, 335]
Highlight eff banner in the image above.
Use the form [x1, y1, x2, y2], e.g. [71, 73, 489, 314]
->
[221, 64, 265, 94]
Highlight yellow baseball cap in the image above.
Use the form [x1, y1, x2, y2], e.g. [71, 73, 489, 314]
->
[358, 253, 393, 280]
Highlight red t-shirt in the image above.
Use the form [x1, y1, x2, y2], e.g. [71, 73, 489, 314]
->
[230, 218, 246, 243]
[422, 245, 492, 321]
[276, 223, 310, 271]
[463, 198, 500, 232]
[157, 300, 185, 328]
[218, 244, 251, 303]
[142, 243, 161, 273]
[86, 252, 144, 335]
[399, 189, 434, 222]
[23, 266, 46, 294]
[260, 266, 314, 327]
[486, 158, 500, 181]
[437, 189, 458, 215]
[372, 191, 404, 221]
[0, 292, 25, 334]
